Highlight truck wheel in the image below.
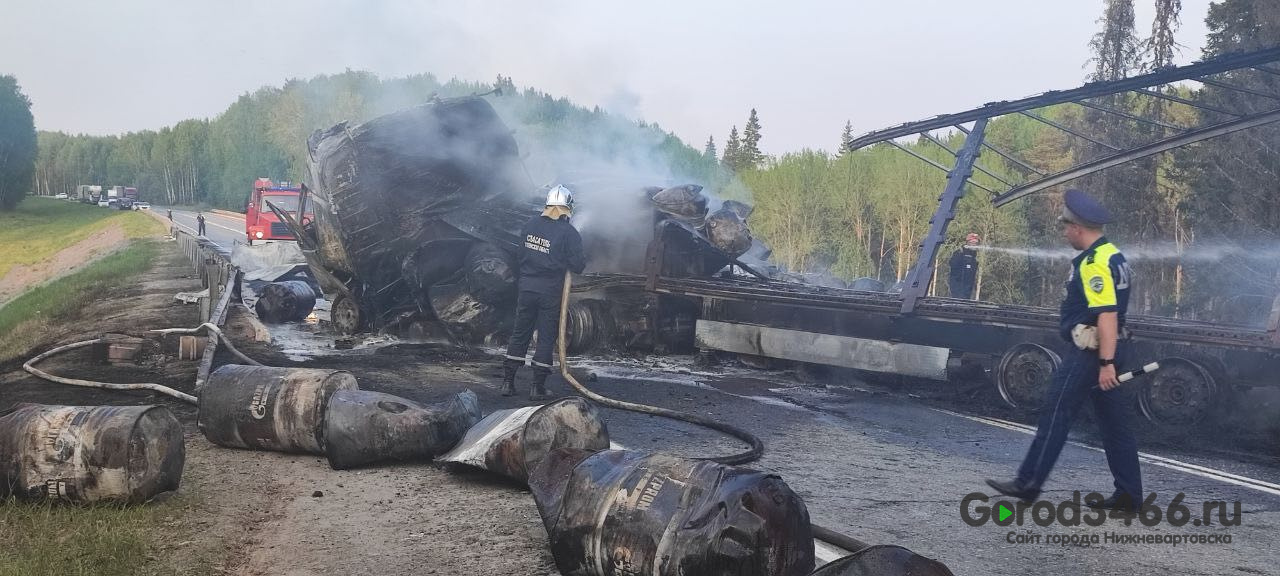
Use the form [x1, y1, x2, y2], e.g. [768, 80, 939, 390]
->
[995, 343, 1060, 410]
[1139, 358, 1217, 427]
[331, 294, 363, 336]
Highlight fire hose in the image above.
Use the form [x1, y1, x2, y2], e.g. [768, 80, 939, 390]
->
[557, 270, 874, 552]
[21, 323, 264, 406]
[557, 270, 764, 466]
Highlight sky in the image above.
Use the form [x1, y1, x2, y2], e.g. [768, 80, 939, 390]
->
[2, 1, 1214, 155]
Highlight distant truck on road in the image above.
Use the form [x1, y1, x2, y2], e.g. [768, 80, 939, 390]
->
[245, 178, 311, 245]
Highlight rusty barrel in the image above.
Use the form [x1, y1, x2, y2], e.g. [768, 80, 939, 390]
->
[808, 545, 953, 576]
[254, 280, 317, 323]
[438, 397, 609, 483]
[528, 448, 816, 576]
[198, 365, 358, 454]
[0, 403, 184, 504]
[324, 389, 482, 470]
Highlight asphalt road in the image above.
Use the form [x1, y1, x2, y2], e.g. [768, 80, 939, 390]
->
[164, 207, 245, 249]
[188, 223, 1280, 576]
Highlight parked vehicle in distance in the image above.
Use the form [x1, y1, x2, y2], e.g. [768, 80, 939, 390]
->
[97, 199, 111, 207]
[133, 202, 151, 210]
[117, 198, 135, 210]
[54, 193, 68, 199]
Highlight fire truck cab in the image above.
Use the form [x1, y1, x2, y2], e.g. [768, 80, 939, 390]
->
[246, 178, 310, 245]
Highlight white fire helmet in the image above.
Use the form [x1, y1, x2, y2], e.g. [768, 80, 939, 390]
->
[545, 185, 575, 210]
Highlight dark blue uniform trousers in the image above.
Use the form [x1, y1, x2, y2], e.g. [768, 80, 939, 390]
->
[505, 290, 561, 370]
[1015, 345, 1142, 500]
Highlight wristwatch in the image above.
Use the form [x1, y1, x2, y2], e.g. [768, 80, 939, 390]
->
[1099, 358, 1115, 367]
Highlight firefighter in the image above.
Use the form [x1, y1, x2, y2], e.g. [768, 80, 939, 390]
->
[501, 185, 586, 400]
[986, 188, 1141, 512]
[948, 233, 981, 299]
[196, 212, 206, 236]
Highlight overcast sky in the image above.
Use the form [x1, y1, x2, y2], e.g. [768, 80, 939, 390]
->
[3, 1, 1213, 154]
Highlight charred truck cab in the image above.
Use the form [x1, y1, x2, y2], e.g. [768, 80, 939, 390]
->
[246, 178, 311, 245]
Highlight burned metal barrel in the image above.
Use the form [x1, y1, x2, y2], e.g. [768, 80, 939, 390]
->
[429, 280, 513, 347]
[703, 206, 753, 258]
[808, 545, 953, 576]
[438, 397, 609, 483]
[527, 448, 815, 576]
[0, 403, 184, 504]
[198, 365, 358, 454]
[324, 389, 482, 470]
[465, 242, 517, 305]
[254, 280, 317, 323]
[652, 184, 709, 227]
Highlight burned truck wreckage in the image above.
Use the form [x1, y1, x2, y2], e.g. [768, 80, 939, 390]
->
[281, 95, 762, 355]
[277, 86, 1280, 432]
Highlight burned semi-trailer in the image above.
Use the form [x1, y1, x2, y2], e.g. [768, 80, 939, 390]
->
[285, 91, 1280, 433]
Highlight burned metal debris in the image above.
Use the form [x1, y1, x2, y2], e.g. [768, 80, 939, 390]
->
[807, 545, 954, 576]
[0, 403, 184, 503]
[254, 280, 318, 323]
[324, 389, 481, 470]
[527, 448, 816, 576]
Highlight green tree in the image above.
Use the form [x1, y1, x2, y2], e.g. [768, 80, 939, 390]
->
[0, 75, 37, 210]
[741, 108, 764, 168]
[839, 121, 855, 155]
[722, 125, 742, 170]
[703, 135, 716, 161]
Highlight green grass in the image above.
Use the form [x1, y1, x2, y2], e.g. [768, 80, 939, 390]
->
[0, 240, 159, 363]
[0, 197, 164, 280]
[0, 499, 158, 576]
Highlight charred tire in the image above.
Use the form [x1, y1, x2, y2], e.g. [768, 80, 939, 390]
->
[331, 293, 363, 336]
[996, 343, 1061, 410]
[1138, 357, 1217, 427]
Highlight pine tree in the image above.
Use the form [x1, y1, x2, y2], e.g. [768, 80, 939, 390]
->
[1144, 0, 1182, 70]
[722, 126, 742, 170]
[1089, 0, 1140, 82]
[839, 120, 855, 155]
[703, 135, 717, 160]
[741, 109, 764, 168]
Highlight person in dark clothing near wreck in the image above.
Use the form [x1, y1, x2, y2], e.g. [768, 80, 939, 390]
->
[196, 212, 206, 236]
[948, 232, 981, 299]
[502, 185, 587, 400]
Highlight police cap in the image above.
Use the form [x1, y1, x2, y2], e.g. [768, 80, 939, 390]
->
[1059, 188, 1112, 228]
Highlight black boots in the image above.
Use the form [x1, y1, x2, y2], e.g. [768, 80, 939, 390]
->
[501, 360, 519, 397]
[530, 367, 552, 401]
[985, 478, 1041, 502]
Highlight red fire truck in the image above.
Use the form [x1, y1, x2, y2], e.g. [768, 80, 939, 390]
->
[245, 178, 311, 245]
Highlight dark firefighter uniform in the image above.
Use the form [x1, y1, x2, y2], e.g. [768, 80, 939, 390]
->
[947, 247, 978, 299]
[503, 212, 586, 388]
[990, 189, 1142, 510]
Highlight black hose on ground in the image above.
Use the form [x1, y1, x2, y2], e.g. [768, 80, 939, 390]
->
[556, 270, 764, 465]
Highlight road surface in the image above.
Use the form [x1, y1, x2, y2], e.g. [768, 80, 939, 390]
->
[184, 221, 1280, 576]
[164, 207, 245, 249]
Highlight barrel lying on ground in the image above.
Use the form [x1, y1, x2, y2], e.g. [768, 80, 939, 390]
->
[0, 403, 184, 504]
[527, 448, 816, 576]
[254, 280, 317, 323]
[324, 389, 482, 469]
[198, 365, 357, 454]
[438, 397, 609, 483]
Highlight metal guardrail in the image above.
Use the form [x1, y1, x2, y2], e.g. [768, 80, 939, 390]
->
[171, 226, 242, 391]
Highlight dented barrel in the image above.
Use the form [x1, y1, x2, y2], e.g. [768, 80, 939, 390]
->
[324, 389, 482, 470]
[198, 365, 358, 454]
[438, 397, 609, 483]
[0, 403, 184, 504]
[528, 448, 815, 576]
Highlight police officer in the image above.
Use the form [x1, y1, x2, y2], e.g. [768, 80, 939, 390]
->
[501, 185, 586, 400]
[987, 188, 1141, 512]
[948, 233, 981, 299]
[196, 212, 206, 236]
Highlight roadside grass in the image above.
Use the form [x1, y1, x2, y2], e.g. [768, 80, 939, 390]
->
[0, 240, 159, 363]
[0, 490, 216, 576]
[0, 197, 164, 280]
